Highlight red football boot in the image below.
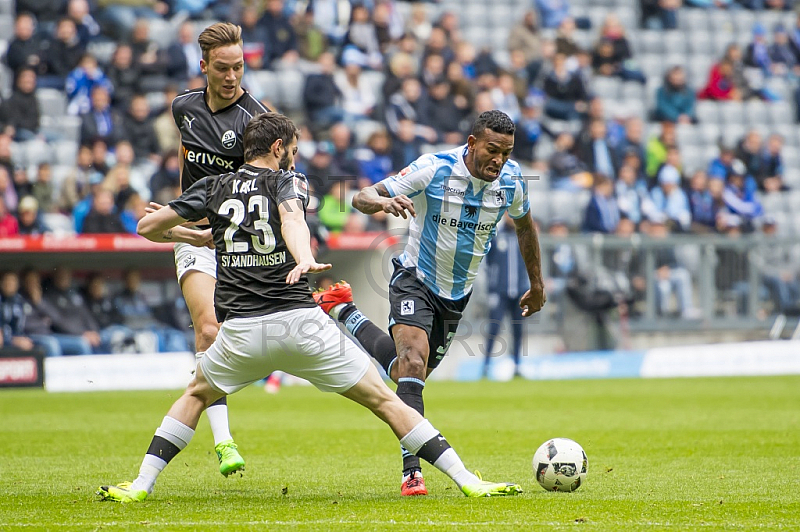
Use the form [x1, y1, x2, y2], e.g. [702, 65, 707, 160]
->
[313, 281, 353, 315]
[401, 471, 428, 496]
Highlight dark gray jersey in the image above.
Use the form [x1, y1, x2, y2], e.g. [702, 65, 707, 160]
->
[168, 165, 316, 321]
[172, 88, 270, 192]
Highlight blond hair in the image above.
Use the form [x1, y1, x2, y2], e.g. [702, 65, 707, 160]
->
[197, 22, 243, 62]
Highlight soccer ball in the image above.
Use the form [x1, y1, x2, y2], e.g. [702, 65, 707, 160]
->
[532, 438, 587, 492]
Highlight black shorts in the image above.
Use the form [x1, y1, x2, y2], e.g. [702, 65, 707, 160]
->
[388, 259, 471, 370]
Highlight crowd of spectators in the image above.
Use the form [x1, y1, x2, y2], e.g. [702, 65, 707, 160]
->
[0, 267, 193, 356]
[0, 0, 797, 240]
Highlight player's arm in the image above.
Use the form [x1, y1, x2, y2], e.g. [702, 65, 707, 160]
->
[352, 183, 416, 219]
[279, 199, 332, 284]
[139, 177, 213, 247]
[513, 210, 546, 317]
[137, 205, 213, 247]
[353, 161, 437, 218]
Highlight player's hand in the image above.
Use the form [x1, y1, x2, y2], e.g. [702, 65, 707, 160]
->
[519, 283, 546, 317]
[196, 228, 214, 249]
[145, 201, 165, 214]
[382, 195, 416, 219]
[286, 260, 332, 285]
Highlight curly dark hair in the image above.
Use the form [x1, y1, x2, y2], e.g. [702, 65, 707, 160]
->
[471, 110, 515, 138]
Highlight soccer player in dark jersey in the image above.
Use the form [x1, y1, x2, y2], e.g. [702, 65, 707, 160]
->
[96, 112, 522, 502]
[163, 22, 269, 477]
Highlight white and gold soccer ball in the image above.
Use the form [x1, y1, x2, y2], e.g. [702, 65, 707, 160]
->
[532, 438, 587, 492]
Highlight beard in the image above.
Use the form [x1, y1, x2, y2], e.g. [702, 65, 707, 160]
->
[279, 150, 291, 171]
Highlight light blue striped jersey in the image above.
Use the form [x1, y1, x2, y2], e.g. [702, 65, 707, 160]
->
[379, 145, 530, 301]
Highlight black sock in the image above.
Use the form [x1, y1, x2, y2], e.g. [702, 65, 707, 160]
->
[210, 396, 227, 408]
[397, 378, 425, 475]
[339, 305, 398, 374]
[413, 433, 452, 465]
[146, 435, 182, 464]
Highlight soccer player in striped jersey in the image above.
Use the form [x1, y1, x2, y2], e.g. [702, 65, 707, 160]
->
[152, 22, 269, 477]
[314, 111, 547, 495]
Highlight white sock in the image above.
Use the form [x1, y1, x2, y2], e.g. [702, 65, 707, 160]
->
[131, 416, 194, 493]
[433, 449, 480, 488]
[206, 404, 233, 445]
[330, 303, 348, 319]
[399, 420, 480, 488]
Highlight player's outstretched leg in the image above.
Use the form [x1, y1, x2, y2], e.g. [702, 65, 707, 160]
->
[340, 363, 522, 498]
[315, 282, 426, 494]
[183, 271, 245, 477]
[314, 282, 398, 374]
[98, 368, 225, 502]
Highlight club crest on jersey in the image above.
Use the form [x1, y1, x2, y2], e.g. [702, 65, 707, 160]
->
[400, 300, 415, 316]
[293, 175, 308, 197]
[221, 130, 236, 149]
[494, 190, 506, 205]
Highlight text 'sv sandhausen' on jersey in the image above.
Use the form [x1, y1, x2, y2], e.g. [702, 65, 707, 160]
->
[172, 88, 270, 192]
[168, 165, 317, 322]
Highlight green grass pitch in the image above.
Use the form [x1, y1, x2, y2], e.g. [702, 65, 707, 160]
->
[1, 376, 798, 530]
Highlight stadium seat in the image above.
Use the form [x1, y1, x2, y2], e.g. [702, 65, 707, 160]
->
[86, 39, 118, 66]
[277, 70, 306, 112]
[616, 8, 637, 32]
[640, 54, 664, 81]
[769, 211, 790, 236]
[768, 101, 794, 126]
[676, 124, 699, 148]
[487, 5, 513, 26]
[360, 71, 386, 103]
[681, 9, 709, 32]
[147, 18, 175, 50]
[687, 31, 712, 56]
[688, 56, 714, 85]
[145, 91, 166, 112]
[42, 212, 76, 236]
[783, 169, 800, 189]
[719, 101, 745, 126]
[593, 77, 621, 100]
[52, 140, 79, 166]
[353, 120, 385, 145]
[680, 145, 705, 173]
[573, 30, 595, 51]
[708, 11, 734, 33]
[663, 32, 687, 55]
[248, 70, 280, 105]
[461, 4, 486, 26]
[695, 101, 719, 124]
[781, 151, 800, 171]
[18, 139, 50, 166]
[731, 10, 756, 34]
[51, 164, 73, 192]
[720, 124, 746, 148]
[702, 144, 720, 163]
[744, 100, 768, 126]
[529, 191, 550, 224]
[698, 123, 722, 147]
[621, 81, 645, 102]
[40, 115, 81, 142]
[36, 89, 67, 118]
[0, 14, 12, 39]
[490, 29, 510, 52]
[639, 31, 664, 55]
